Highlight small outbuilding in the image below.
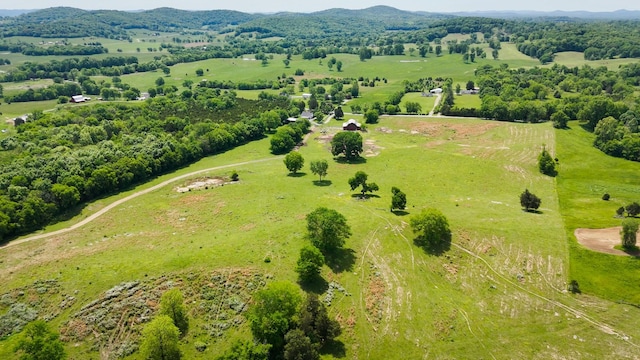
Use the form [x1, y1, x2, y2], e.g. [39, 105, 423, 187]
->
[71, 95, 89, 103]
[301, 110, 315, 120]
[429, 88, 442, 94]
[342, 119, 361, 131]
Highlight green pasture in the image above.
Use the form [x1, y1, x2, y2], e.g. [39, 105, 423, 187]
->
[550, 51, 640, 70]
[2, 115, 639, 358]
[555, 122, 640, 304]
[399, 92, 436, 114]
[453, 93, 481, 108]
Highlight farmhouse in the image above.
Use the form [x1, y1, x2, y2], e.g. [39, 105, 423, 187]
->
[301, 110, 315, 120]
[342, 119, 361, 131]
[71, 95, 90, 103]
[429, 88, 443, 94]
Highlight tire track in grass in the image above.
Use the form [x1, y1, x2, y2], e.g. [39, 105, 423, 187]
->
[0, 156, 282, 250]
[452, 241, 640, 348]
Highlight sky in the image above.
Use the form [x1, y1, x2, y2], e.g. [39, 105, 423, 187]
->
[3, 0, 639, 13]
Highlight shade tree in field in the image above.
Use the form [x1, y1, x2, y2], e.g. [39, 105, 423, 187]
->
[410, 208, 451, 254]
[306, 207, 351, 253]
[538, 146, 556, 176]
[246, 281, 302, 356]
[626, 202, 640, 217]
[391, 187, 407, 211]
[520, 189, 541, 212]
[348, 171, 379, 198]
[139, 316, 182, 360]
[310, 160, 329, 181]
[364, 109, 379, 124]
[13, 320, 66, 360]
[331, 131, 363, 160]
[295, 245, 325, 282]
[284, 152, 305, 174]
[159, 288, 189, 336]
[621, 219, 639, 248]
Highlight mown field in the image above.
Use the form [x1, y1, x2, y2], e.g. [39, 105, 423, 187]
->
[1, 114, 639, 358]
[556, 122, 640, 304]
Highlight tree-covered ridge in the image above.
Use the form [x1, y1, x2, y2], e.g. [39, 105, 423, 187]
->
[0, 7, 260, 38]
[0, 91, 297, 241]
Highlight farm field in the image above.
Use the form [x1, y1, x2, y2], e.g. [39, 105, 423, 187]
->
[2, 13, 640, 357]
[1, 115, 639, 359]
[555, 122, 640, 304]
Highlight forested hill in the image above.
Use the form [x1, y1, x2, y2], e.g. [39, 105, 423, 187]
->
[0, 7, 261, 37]
[0, 6, 450, 38]
[450, 10, 640, 20]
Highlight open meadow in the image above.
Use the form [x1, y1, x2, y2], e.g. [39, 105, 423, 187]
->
[1, 113, 639, 358]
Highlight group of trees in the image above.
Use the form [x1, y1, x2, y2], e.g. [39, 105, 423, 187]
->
[243, 282, 341, 360]
[474, 63, 634, 125]
[593, 111, 640, 162]
[270, 119, 311, 154]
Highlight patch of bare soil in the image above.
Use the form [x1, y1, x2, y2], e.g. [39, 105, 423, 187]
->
[364, 139, 384, 157]
[175, 177, 229, 193]
[575, 227, 640, 256]
[411, 121, 501, 139]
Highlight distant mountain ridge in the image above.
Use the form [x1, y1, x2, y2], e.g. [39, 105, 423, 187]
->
[449, 9, 640, 20]
[1, 6, 639, 39]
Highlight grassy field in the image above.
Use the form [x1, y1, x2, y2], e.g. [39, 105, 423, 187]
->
[3, 33, 640, 359]
[555, 122, 640, 304]
[2, 115, 640, 358]
[453, 93, 482, 108]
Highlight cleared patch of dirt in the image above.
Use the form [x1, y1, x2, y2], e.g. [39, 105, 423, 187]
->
[364, 139, 384, 157]
[411, 121, 501, 139]
[175, 177, 229, 193]
[575, 227, 640, 256]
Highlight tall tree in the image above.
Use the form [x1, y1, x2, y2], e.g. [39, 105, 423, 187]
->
[520, 189, 541, 212]
[410, 208, 451, 251]
[331, 131, 363, 160]
[139, 316, 182, 360]
[538, 146, 557, 176]
[14, 320, 66, 360]
[391, 187, 407, 211]
[310, 160, 329, 181]
[298, 294, 341, 346]
[295, 245, 325, 282]
[348, 171, 379, 198]
[284, 152, 305, 174]
[159, 288, 189, 336]
[621, 219, 639, 248]
[306, 207, 351, 252]
[350, 81, 359, 98]
[334, 106, 344, 119]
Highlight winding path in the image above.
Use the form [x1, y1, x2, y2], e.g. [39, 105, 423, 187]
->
[0, 156, 280, 250]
